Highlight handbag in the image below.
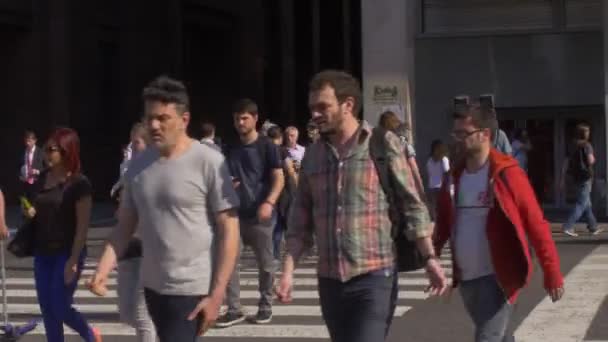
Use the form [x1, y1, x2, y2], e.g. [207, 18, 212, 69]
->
[369, 128, 425, 272]
[7, 219, 36, 258]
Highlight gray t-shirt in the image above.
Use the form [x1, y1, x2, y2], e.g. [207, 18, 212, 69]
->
[122, 142, 239, 296]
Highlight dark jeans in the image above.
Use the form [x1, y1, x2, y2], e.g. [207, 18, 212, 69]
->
[34, 251, 94, 342]
[460, 275, 515, 342]
[318, 268, 398, 342]
[564, 180, 597, 232]
[144, 288, 202, 342]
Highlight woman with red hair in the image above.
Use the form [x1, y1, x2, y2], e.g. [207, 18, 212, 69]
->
[23, 127, 101, 342]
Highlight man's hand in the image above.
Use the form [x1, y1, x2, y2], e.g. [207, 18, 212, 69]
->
[548, 287, 564, 303]
[32, 169, 40, 176]
[86, 272, 109, 297]
[257, 202, 273, 224]
[275, 272, 294, 304]
[0, 226, 9, 241]
[188, 295, 222, 336]
[424, 258, 448, 296]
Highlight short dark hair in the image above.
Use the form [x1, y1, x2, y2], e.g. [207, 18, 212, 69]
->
[575, 122, 591, 140]
[309, 70, 362, 115]
[200, 122, 215, 138]
[142, 75, 190, 113]
[266, 125, 283, 140]
[452, 102, 498, 134]
[24, 130, 36, 140]
[233, 98, 258, 116]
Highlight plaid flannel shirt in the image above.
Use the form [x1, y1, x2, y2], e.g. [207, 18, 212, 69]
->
[286, 121, 431, 282]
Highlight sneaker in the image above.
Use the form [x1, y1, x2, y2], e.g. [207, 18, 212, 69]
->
[564, 230, 578, 237]
[215, 311, 246, 328]
[254, 310, 273, 324]
[91, 327, 102, 342]
[590, 227, 605, 236]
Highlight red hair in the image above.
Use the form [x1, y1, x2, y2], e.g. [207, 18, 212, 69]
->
[47, 127, 81, 175]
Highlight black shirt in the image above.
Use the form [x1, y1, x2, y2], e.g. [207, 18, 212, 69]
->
[32, 172, 92, 254]
[228, 136, 282, 219]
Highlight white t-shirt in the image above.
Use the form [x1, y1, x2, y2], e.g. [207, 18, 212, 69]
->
[453, 163, 495, 281]
[426, 157, 450, 189]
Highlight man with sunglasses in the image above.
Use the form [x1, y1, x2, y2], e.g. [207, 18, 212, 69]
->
[434, 103, 564, 342]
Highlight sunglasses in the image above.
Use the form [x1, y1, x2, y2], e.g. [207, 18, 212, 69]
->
[45, 146, 61, 153]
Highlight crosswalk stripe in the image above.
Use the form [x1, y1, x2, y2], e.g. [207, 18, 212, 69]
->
[239, 277, 431, 286]
[2, 247, 453, 339]
[240, 268, 453, 276]
[515, 245, 608, 341]
[0, 276, 431, 287]
[3, 304, 412, 317]
[1, 288, 429, 300]
[11, 322, 332, 338]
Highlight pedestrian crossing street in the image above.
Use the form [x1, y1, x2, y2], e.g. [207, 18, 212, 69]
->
[2, 248, 454, 340]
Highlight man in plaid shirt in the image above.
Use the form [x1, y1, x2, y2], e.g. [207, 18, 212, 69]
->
[276, 70, 447, 342]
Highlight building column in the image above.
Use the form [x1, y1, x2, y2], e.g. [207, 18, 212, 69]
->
[603, 0, 608, 216]
[361, 0, 416, 142]
[280, 0, 296, 121]
[46, 0, 71, 126]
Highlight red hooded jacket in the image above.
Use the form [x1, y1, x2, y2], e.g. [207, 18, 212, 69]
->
[434, 149, 564, 303]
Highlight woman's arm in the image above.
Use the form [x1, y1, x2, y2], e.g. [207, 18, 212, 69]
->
[71, 194, 92, 260]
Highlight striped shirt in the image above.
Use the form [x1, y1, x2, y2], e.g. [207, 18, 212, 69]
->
[286, 121, 431, 282]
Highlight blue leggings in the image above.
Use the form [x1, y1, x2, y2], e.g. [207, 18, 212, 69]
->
[34, 252, 95, 342]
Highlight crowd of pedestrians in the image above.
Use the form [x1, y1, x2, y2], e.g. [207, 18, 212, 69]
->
[2, 69, 585, 342]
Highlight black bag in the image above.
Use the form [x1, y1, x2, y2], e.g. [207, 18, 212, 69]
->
[568, 143, 592, 182]
[7, 220, 36, 258]
[369, 128, 425, 272]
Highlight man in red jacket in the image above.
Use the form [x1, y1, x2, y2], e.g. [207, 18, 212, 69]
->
[434, 103, 564, 342]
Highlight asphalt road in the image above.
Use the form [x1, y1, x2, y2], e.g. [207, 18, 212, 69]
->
[3, 225, 606, 342]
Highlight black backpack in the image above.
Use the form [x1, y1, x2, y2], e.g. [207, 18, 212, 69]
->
[568, 143, 592, 182]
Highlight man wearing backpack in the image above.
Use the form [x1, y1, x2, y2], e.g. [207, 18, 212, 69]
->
[276, 70, 447, 342]
[217, 99, 285, 327]
[560, 122, 603, 236]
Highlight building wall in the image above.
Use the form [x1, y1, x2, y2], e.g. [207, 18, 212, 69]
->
[0, 0, 270, 202]
[414, 31, 604, 158]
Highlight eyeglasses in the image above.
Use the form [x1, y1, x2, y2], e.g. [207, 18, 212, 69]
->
[451, 129, 484, 140]
[45, 146, 60, 153]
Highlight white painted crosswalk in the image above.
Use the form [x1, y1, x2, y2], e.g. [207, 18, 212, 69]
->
[515, 244, 608, 342]
[1, 249, 453, 340]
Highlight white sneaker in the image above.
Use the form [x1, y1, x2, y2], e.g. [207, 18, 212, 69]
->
[564, 230, 578, 237]
[591, 227, 604, 236]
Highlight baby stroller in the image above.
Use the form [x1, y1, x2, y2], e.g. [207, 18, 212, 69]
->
[0, 238, 39, 341]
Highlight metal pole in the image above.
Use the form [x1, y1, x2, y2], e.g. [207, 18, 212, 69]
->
[604, 0, 608, 216]
[1, 239, 8, 327]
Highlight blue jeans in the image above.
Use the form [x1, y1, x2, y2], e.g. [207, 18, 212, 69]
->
[318, 268, 398, 342]
[144, 288, 202, 342]
[564, 180, 597, 232]
[34, 251, 95, 342]
[460, 275, 515, 342]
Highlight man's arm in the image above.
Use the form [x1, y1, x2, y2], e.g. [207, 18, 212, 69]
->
[266, 168, 285, 205]
[384, 133, 433, 244]
[208, 209, 239, 299]
[586, 143, 596, 165]
[503, 167, 563, 290]
[97, 188, 138, 279]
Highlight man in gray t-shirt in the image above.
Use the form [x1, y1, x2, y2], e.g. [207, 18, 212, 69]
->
[90, 76, 240, 341]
